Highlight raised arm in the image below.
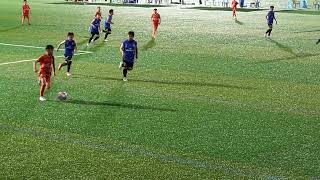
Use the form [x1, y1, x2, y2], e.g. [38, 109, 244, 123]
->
[56, 40, 65, 51]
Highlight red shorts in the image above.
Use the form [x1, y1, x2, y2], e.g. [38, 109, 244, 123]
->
[23, 12, 29, 17]
[38, 73, 51, 84]
[153, 21, 159, 29]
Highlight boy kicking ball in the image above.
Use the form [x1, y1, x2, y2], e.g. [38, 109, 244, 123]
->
[57, 32, 77, 77]
[87, 14, 101, 46]
[265, 6, 277, 38]
[33, 45, 56, 102]
[119, 31, 138, 82]
[103, 9, 114, 42]
[21, 0, 31, 25]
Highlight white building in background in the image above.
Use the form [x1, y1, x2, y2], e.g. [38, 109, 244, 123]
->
[84, 0, 311, 9]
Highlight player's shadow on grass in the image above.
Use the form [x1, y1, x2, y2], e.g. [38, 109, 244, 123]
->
[142, 38, 156, 50]
[256, 39, 320, 63]
[268, 39, 296, 56]
[293, 29, 320, 33]
[235, 20, 244, 25]
[0, 26, 21, 33]
[60, 99, 177, 112]
[255, 53, 320, 64]
[75, 74, 255, 90]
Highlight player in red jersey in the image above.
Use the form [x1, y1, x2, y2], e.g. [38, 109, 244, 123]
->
[33, 45, 56, 102]
[95, 6, 102, 19]
[22, 0, 31, 25]
[151, 9, 161, 38]
[231, 0, 239, 20]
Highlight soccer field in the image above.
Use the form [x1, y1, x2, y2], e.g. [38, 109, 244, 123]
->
[0, 0, 320, 178]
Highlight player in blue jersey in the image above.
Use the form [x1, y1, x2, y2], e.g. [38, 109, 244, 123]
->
[87, 14, 101, 46]
[265, 6, 277, 38]
[103, 9, 114, 42]
[119, 31, 138, 81]
[57, 32, 77, 77]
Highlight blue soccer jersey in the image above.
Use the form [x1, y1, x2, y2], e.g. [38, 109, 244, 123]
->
[267, 11, 275, 24]
[91, 18, 101, 33]
[122, 39, 137, 62]
[105, 15, 112, 29]
[64, 39, 76, 56]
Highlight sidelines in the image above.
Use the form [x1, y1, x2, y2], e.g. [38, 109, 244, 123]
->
[0, 52, 92, 66]
[0, 42, 92, 54]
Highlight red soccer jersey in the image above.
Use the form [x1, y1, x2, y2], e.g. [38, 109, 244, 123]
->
[22, 4, 30, 14]
[231, 0, 238, 8]
[95, 11, 101, 18]
[37, 54, 54, 75]
[151, 13, 160, 22]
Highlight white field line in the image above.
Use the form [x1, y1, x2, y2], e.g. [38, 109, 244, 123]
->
[0, 52, 92, 66]
[0, 42, 92, 54]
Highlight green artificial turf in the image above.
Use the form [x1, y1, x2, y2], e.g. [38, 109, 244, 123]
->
[0, 0, 320, 178]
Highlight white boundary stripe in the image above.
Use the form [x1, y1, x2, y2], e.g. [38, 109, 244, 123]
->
[0, 42, 92, 54]
[0, 52, 92, 66]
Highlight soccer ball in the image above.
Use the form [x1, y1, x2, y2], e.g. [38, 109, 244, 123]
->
[57, 92, 68, 101]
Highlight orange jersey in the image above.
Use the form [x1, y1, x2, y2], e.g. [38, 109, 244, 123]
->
[37, 54, 54, 75]
[95, 11, 102, 17]
[231, 0, 238, 8]
[151, 13, 160, 22]
[22, 4, 30, 14]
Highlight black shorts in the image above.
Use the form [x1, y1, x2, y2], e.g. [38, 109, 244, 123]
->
[268, 24, 273, 28]
[64, 55, 73, 62]
[104, 27, 111, 32]
[91, 31, 100, 36]
[123, 60, 134, 70]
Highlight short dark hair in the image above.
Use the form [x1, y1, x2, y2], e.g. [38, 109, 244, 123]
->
[67, 32, 74, 36]
[270, 6, 274, 8]
[23, 0, 27, 2]
[128, 31, 135, 37]
[154, 8, 157, 11]
[45, 45, 54, 50]
[109, 9, 114, 13]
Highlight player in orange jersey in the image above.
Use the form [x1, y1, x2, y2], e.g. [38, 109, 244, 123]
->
[33, 45, 56, 102]
[22, 0, 31, 25]
[151, 9, 161, 39]
[231, 0, 239, 20]
[95, 6, 102, 19]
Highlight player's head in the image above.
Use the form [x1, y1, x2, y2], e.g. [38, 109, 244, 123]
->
[97, 6, 101, 11]
[45, 45, 54, 56]
[153, 8, 157, 13]
[96, 13, 101, 19]
[270, 6, 274, 10]
[67, 32, 74, 40]
[128, 31, 135, 41]
[109, 9, 114, 15]
[23, 0, 27, 4]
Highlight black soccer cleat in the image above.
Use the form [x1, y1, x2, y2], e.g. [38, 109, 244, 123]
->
[317, 39, 320, 45]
